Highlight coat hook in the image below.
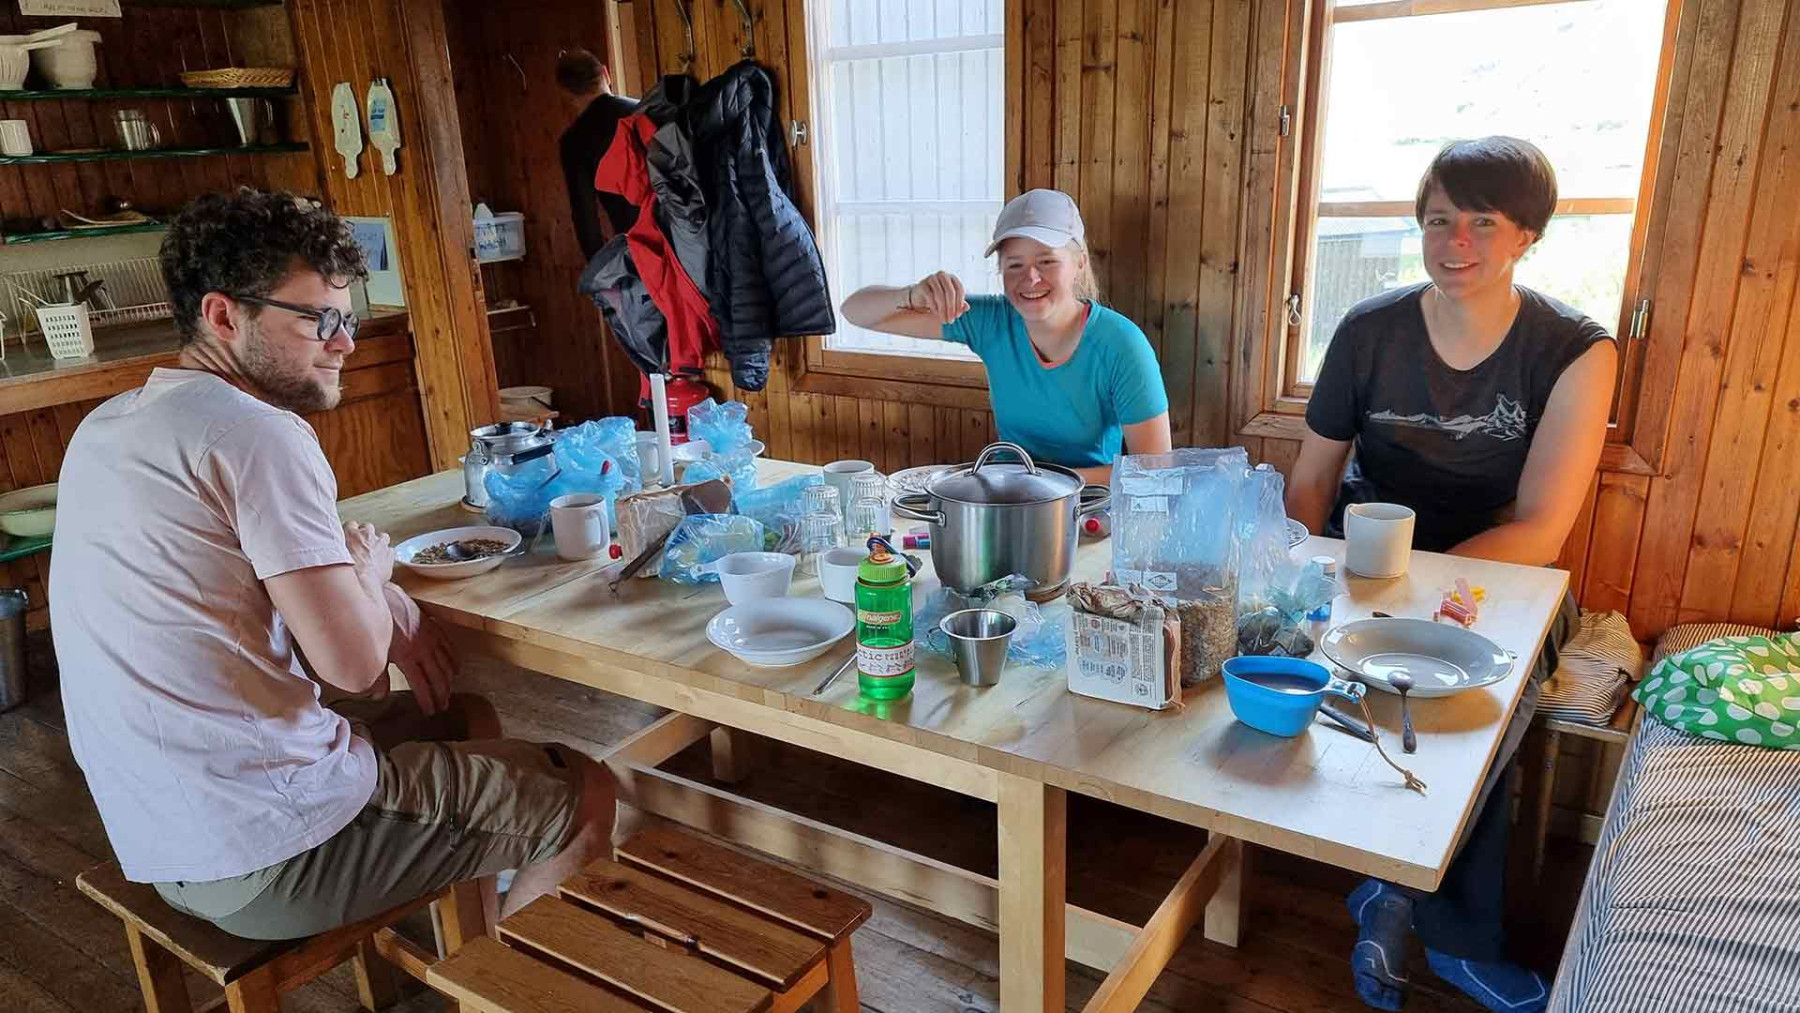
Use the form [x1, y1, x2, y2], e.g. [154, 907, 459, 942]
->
[672, 0, 696, 72]
[731, 0, 755, 58]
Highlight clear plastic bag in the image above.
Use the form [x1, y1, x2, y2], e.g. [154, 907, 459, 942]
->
[687, 398, 753, 455]
[558, 417, 643, 493]
[734, 473, 823, 552]
[1236, 557, 1341, 657]
[659, 514, 768, 584]
[1236, 464, 1293, 614]
[915, 573, 1068, 670]
[1111, 448, 1249, 685]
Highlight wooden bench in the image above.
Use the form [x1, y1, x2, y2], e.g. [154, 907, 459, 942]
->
[76, 861, 491, 1012]
[430, 826, 873, 1013]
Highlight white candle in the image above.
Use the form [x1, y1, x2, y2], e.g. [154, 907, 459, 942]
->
[649, 373, 676, 487]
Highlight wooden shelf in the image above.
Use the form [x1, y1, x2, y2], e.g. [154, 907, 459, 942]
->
[0, 87, 296, 101]
[0, 143, 306, 166]
[0, 536, 51, 565]
[122, 0, 282, 7]
[2, 222, 165, 246]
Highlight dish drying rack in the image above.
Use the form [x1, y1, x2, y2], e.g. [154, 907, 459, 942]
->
[0, 257, 173, 360]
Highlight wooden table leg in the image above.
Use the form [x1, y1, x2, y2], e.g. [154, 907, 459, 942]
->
[1202, 836, 1245, 947]
[818, 937, 861, 1012]
[353, 937, 400, 1010]
[223, 967, 280, 1013]
[998, 775, 1066, 1013]
[124, 924, 192, 1013]
[710, 726, 754, 784]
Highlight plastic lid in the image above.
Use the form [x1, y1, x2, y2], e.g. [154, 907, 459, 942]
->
[859, 545, 907, 583]
[1310, 554, 1337, 573]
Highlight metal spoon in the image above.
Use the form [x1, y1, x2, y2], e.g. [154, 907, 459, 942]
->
[1390, 670, 1417, 754]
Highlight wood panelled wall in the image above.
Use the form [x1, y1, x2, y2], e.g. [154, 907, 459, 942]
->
[610, 0, 1264, 476]
[284, 0, 501, 469]
[1556, 0, 1800, 639]
[441, 0, 643, 423]
[0, 5, 299, 228]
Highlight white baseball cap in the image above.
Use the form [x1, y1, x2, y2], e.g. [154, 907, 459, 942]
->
[984, 188, 1086, 257]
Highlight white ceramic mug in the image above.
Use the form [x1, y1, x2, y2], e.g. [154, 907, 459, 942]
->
[549, 493, 609, 560]
[822, 460, 873, 522]
[634, 432, 662, 484]
[818, 547, 864, 603]
[1344, 503, 1416, 578]
[705, 551, 796, 605]
[0, 120, 31, 157]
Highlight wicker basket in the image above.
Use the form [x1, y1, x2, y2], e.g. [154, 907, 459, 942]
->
[179, 67, 295, 90]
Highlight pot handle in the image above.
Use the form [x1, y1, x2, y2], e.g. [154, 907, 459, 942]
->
[890, 492, 945, 527]
[1077, 484, 1111, 517]
[972, 441, 1038, 476]
[1325, 677, 1366, 707]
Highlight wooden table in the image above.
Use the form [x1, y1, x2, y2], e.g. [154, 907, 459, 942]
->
[341, 460, 1570, 1012]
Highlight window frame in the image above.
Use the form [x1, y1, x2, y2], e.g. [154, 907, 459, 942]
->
[787, 0, 1002, 406]
[1237, 0, 1691, 477]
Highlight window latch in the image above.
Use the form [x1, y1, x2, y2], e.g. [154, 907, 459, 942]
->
[1629, 298, 1651, 341]
[1278, 104, 1292, 138]
[790, 120, 809, 147]
[1286, 293, 1302, 328]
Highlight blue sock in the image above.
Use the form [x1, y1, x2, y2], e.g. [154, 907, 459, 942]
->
[1348, 878, 1412, 1011]
[1426, 948, 1549, 1012]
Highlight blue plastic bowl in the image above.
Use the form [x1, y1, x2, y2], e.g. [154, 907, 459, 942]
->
[1221, 656, 1365, 738]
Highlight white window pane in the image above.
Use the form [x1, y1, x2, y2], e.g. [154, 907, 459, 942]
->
[813, 1, 1004, 359]
[1318, 0, 1667, 203]
[1298, 212, 1634, 383]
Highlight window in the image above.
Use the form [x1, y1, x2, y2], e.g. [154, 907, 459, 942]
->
[804, 0, 1005, 375]
[1285, 0, 1670, 392]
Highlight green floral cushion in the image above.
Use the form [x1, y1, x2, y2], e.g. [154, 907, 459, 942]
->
[1634, 633, 1800, 749]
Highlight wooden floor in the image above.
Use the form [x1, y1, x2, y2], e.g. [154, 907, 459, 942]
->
[0, 634, 1593, 1012]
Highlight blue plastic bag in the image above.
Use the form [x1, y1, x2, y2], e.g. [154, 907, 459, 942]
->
[659, 514, 769, 584]
[484, 425, 629, 539]
[679, 447, 758, 494]
[559, 417, 643, 492]
[687, 398, 753, 455]
[734, 473, 823, 552]
[915, 573, 1068, 670]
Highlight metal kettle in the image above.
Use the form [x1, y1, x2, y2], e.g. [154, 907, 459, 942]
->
[464, 422, 552, 507]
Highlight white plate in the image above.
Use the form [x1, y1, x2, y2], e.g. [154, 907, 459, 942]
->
[394, 525, 522, 580]
[707, 598, 854, 668]
[889, 464, 954, 497]
[1286, 517, 1308, 549]
[1320, 617, 1514, 697]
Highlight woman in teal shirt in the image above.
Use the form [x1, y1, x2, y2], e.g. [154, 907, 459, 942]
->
[839, 189, 1172, 483]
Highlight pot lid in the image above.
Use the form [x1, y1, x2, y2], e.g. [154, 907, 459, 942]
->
[928, 442, 1082, 505]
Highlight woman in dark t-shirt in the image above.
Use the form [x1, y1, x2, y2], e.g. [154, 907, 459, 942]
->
[1287, 138, 1616, 1013]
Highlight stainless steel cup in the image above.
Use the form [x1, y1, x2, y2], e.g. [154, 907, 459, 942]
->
[938, 608, 1016, 688]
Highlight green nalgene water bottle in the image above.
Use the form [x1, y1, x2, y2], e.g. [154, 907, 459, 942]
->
[855, 542, 915, 700]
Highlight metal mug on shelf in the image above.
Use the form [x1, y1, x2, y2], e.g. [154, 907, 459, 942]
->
[113, 109, 162, 152]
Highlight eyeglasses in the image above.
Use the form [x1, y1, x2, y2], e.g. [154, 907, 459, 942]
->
[234, 295, 360, 342]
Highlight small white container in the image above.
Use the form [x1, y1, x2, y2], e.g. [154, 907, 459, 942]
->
[34, 304, 95, 359]
[473, 211, 526, 263]
[30, 30, 102, 90]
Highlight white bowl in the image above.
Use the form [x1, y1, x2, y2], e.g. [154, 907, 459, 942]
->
[394, 525, 522, 580]
[746, 439, 766, 458]
[702, 551, 795, 605]
[707, 598, 853, 668]
[0, 482, 55, 538]
[672, 439, 712, 464]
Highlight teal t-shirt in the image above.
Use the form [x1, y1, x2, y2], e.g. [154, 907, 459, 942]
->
[942, 296, 1169, 469]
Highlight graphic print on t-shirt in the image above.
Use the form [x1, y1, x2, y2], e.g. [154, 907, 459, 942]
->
[1366, 392, 1528, 443]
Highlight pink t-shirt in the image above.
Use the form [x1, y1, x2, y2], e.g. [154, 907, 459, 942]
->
[49, 369, 374, 883]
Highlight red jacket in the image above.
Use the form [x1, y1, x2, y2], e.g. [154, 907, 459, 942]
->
[594, 113, 718, 380]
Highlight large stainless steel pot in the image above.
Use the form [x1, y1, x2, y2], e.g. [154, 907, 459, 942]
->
[891, 442, 1110, 592]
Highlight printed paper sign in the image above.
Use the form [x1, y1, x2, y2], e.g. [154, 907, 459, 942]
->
[20, 0, 122, 17]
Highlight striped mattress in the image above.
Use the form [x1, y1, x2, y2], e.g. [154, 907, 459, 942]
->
[1549, 623, 1800, 1012]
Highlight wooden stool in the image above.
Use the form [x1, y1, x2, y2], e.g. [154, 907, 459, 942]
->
[430, 826, 872, 1012]
[76, 861, 491, 1012]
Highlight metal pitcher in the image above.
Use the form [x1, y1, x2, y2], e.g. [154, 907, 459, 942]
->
[465, 422, 551, 506]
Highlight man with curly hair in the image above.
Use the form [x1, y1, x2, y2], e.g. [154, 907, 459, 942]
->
[48, 189, 615, 940]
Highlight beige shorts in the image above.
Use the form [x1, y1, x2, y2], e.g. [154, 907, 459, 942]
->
[154, 693, 583, 940]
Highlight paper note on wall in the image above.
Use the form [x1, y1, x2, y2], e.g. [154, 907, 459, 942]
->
[20, 0, 121, 16]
